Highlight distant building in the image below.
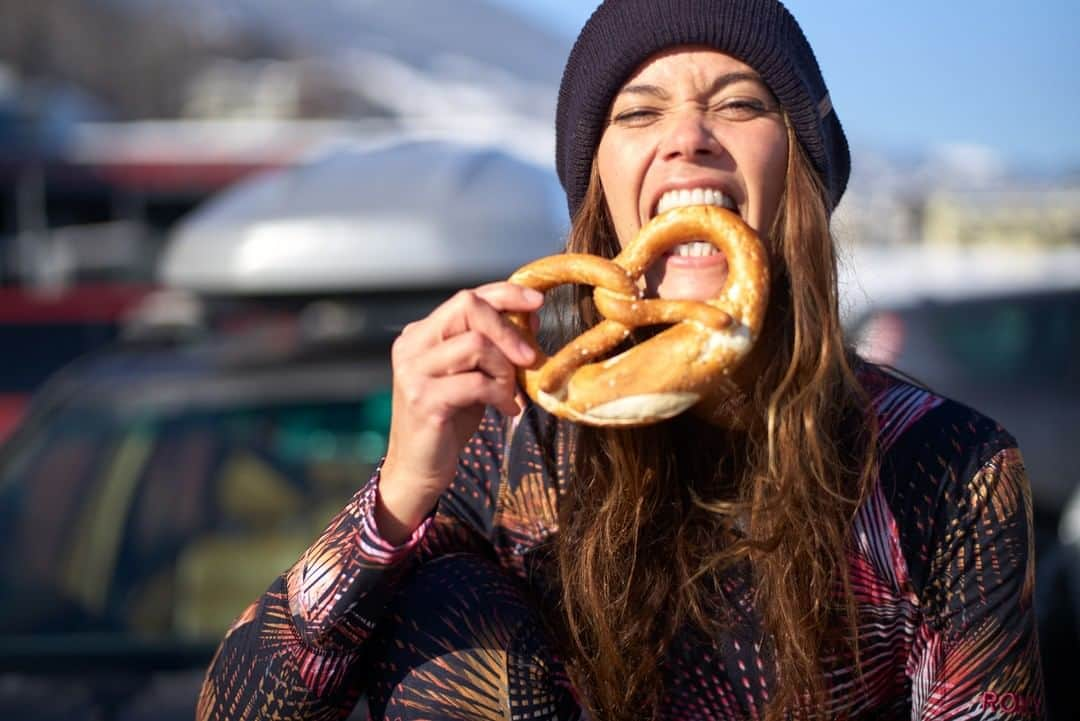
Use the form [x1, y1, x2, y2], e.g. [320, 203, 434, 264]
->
[833, 189, 922, 247]
[922, 186, 1080, 247]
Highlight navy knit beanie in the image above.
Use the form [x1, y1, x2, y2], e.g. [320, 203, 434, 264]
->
[555, 0, 849, 218]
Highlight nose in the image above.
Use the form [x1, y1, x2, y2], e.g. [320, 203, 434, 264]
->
[658, 106, 721, 161]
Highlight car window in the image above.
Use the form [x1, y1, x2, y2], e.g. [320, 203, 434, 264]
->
[853, 291, 1080, 390]
[926, 294, 1077, 384]
[0, 324, 120, 392]
[0, 390, 392, 642]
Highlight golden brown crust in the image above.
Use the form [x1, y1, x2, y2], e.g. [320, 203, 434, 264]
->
[508, 206, 769, 426]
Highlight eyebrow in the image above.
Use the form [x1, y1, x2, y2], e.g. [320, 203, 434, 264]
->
[617, 72, 768, 101]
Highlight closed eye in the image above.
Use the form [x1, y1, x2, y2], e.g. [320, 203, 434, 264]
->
[611, 108, 661, 126]
[713, 99, 776, 120]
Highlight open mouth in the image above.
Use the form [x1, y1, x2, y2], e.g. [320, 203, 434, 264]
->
[651, 187, 740, 258]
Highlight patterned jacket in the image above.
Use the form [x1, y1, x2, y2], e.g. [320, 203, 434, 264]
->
[198, 363, 1046, 720]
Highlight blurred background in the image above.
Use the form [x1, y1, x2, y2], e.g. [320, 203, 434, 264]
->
[0, 1, 1076, 719]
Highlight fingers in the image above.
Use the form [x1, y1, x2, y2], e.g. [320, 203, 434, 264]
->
[420, 330, 521, 416]
[417, 329, 516, 382]
[429, 372, 521, 418]
[398, 284, 543, 368]
[474, 280, 546, 312]
[394, 371, 519, 421]
[391, 283, 547, 420]
[397, 340, 520, 419]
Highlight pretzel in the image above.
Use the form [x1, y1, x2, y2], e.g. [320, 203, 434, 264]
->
[507, 205, 769, 426]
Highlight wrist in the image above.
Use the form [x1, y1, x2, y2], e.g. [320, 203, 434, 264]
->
[374, 462, 441, 545]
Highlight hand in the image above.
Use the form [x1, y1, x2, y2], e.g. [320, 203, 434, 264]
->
[376, 282, 543, 543]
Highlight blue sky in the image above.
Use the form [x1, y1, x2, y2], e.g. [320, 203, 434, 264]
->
[493, 0, 1080, 173]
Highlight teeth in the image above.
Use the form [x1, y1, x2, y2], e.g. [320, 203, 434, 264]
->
[655, 187, 738, 216]
[671, 241, 718, 257]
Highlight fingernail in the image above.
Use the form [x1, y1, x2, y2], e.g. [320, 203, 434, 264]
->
[518, 339, 536, 361]
[523, 288, 544, 303]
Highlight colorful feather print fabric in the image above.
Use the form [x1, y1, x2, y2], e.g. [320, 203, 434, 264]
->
[198, 364, 1045, 720]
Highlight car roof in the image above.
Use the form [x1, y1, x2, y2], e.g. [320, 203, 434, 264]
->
[12, 321, 393, 430]
[161, 138, 567, 294]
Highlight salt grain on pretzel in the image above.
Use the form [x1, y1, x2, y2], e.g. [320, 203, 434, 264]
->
[508, 205, 769, 427]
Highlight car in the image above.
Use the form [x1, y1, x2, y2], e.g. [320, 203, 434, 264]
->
[850, 286, 1080, 510]
[0, 293, 434, 720]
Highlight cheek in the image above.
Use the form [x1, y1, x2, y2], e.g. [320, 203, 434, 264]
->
[745, 128, 789, 234]
[596, 134, 644, 248]
[764, 139, 788, 204]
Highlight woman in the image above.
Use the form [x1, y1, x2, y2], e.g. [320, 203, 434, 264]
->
[198, 1, 1045, 719]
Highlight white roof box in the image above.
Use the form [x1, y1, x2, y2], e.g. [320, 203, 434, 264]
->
[161, 139, 567, 293]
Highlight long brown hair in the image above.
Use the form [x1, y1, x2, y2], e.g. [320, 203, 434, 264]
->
[547, 122, 878, 721]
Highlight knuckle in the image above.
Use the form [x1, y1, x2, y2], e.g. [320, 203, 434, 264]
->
[472, 281, 500, 297]
[399, 383, 424, 410]
[462, 331, 491, 361]
[453, 289, 479, 308]
[390, 334, 412, 362]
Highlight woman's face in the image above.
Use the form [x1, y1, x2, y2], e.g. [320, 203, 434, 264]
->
[597, 47, 789, 301]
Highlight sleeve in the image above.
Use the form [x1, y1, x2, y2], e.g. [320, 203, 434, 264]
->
[907, 445, 1047, 720]
[195, 407, 510, 721]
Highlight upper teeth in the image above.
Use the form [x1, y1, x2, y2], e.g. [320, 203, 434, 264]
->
[655, 187, 737, 216]
[671, 241, 717, 257]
